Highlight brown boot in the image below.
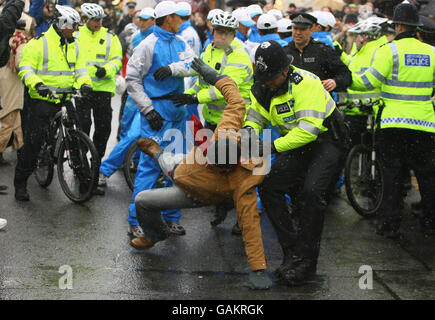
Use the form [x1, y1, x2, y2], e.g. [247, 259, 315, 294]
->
[130, 236, 155, 250]
[136, 138, 162, 158]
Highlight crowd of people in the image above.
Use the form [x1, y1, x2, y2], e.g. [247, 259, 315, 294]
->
[0, 0, 434, 289]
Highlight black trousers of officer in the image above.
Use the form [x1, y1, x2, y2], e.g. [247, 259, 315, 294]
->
[259, 133, 344, 266]
[378, 128, 435, 230]
[14, 99, 60, 189]
[75, 91, 112, 160]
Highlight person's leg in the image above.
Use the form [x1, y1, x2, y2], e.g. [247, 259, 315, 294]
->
[377, 129, 405, 236]
[291, 139, 343, 272]
[91, 91, 112, 160]
[135, 185, 201, 243]
[14, 100, 59, 198]
[405, 131, 435, 234]
[99, 112, 142, 178]
[75, 95, 92, 136]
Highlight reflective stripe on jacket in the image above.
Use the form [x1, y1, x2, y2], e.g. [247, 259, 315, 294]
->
[18, 25, 91, 103]
[351, 35, 435, 133]
[185, 38, 253, 125]
[244, 67, 336, 152]
[75, 25, 122, 94]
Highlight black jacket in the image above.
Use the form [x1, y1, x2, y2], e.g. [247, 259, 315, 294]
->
[284, 38, 352, 92]
[0, 0, 24, 67]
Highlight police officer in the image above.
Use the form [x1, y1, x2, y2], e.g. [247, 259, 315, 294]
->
[75, 3, 122, 176]
[14, 5, 92, 201]
[417, 15, 435, 46]
[284, 12, 352, 98]
[350, 1, 435, 237]
[344, 17, 389, 146]
[244, 40, 347, 286]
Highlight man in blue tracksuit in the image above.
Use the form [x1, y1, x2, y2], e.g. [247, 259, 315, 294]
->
[247, 4, 262, 43]
[125, 0, 196, 237]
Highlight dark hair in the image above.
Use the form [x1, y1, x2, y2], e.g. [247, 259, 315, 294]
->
[279, 31, 292, 39]
[344, 13, 358, 24]
[258, 28, 278, 36]
[418, 30, 435, 46]
[156, 13, 176, 27]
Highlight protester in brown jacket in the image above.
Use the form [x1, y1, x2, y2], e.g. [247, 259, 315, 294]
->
[130, 57, 272, 290]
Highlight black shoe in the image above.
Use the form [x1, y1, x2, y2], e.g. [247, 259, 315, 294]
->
[279, 257, 317, 286]
[15, 187, 30, 201]
[92, 187, 105, 196]
[274, 248, 294, 279]
[211, 204, 229, 226]
[232, 222, 242, 235]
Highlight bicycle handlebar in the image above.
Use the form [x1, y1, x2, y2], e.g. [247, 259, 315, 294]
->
[49, 87, 82, 100]
[336, 99, 384, 114]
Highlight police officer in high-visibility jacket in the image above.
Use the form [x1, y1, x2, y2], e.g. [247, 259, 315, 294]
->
[350, 1, 435, 238]
[244, 40, 347, 286]
[75, 3, 122, 166]
[344, 16, 389, 146]
[166, 12, 253, 132]
[14, 5, 92, 201]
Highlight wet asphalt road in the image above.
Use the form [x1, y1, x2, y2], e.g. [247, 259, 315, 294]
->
[0, 95, 434, 300]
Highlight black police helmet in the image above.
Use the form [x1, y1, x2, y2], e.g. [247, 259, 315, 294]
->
[254, 40, 294, 83]
[392, 0, 423, 27]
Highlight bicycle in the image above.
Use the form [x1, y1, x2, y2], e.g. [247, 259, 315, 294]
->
[338, 99, 385, 218]
[34, 87, 100, 203]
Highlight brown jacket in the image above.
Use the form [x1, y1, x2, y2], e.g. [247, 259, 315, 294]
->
[173, 76, 268, 271]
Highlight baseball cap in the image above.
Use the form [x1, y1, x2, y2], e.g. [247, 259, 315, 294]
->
[268, 9, 283, 20]
[126, 0, 136, 8]
[247, 4, 262, 18]
[309, 11, 328, 27]
[277, 18, 292, 33]
[207, 8, 224, 21]
[155, 0, 185, 18]
[138, 7, 155, 20]
[176, 1, 192, 17]
[257, 14, 277, 30]
[232, 8, 255, 27]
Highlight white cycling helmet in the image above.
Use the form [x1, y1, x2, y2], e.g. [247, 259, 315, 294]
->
[54, 5, 81, 29]
[349, 16, 388, 39]
[207, 8, 224, 21]
[81, 3, 106, 20]
[211, 12, 239, 29]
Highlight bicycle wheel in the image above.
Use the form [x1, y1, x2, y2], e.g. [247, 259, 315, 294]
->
[34, 143, 54, 188]
[123, 143, 138, 191]
[57, 130, 100, 203]
[344, 144, 384, 218]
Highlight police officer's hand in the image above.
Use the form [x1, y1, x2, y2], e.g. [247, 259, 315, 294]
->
[191, 57, 224, 85]
[168, 94, 198, 107]
[35, 82, 51, 97]
[145, 109, 164, 131]
[80, 84, 93, 97]
[322, 79, 337, 92]
[94, 65, 106, 79]
[153, 66, 172, 81]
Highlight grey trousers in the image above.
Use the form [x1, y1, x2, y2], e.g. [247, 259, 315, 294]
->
[135, 152, 203, 242]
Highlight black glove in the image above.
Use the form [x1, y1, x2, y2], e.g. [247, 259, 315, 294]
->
[80, 84, 93, 97]
[334, 44, 343, 56]
[145, 109, 164, 131]
[191, 57, 224, 85]
[35, 82, 51, 97]
[153, 66, 172, 81]
[95, 65, 106, 78]
[168, 94, 198, 107]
